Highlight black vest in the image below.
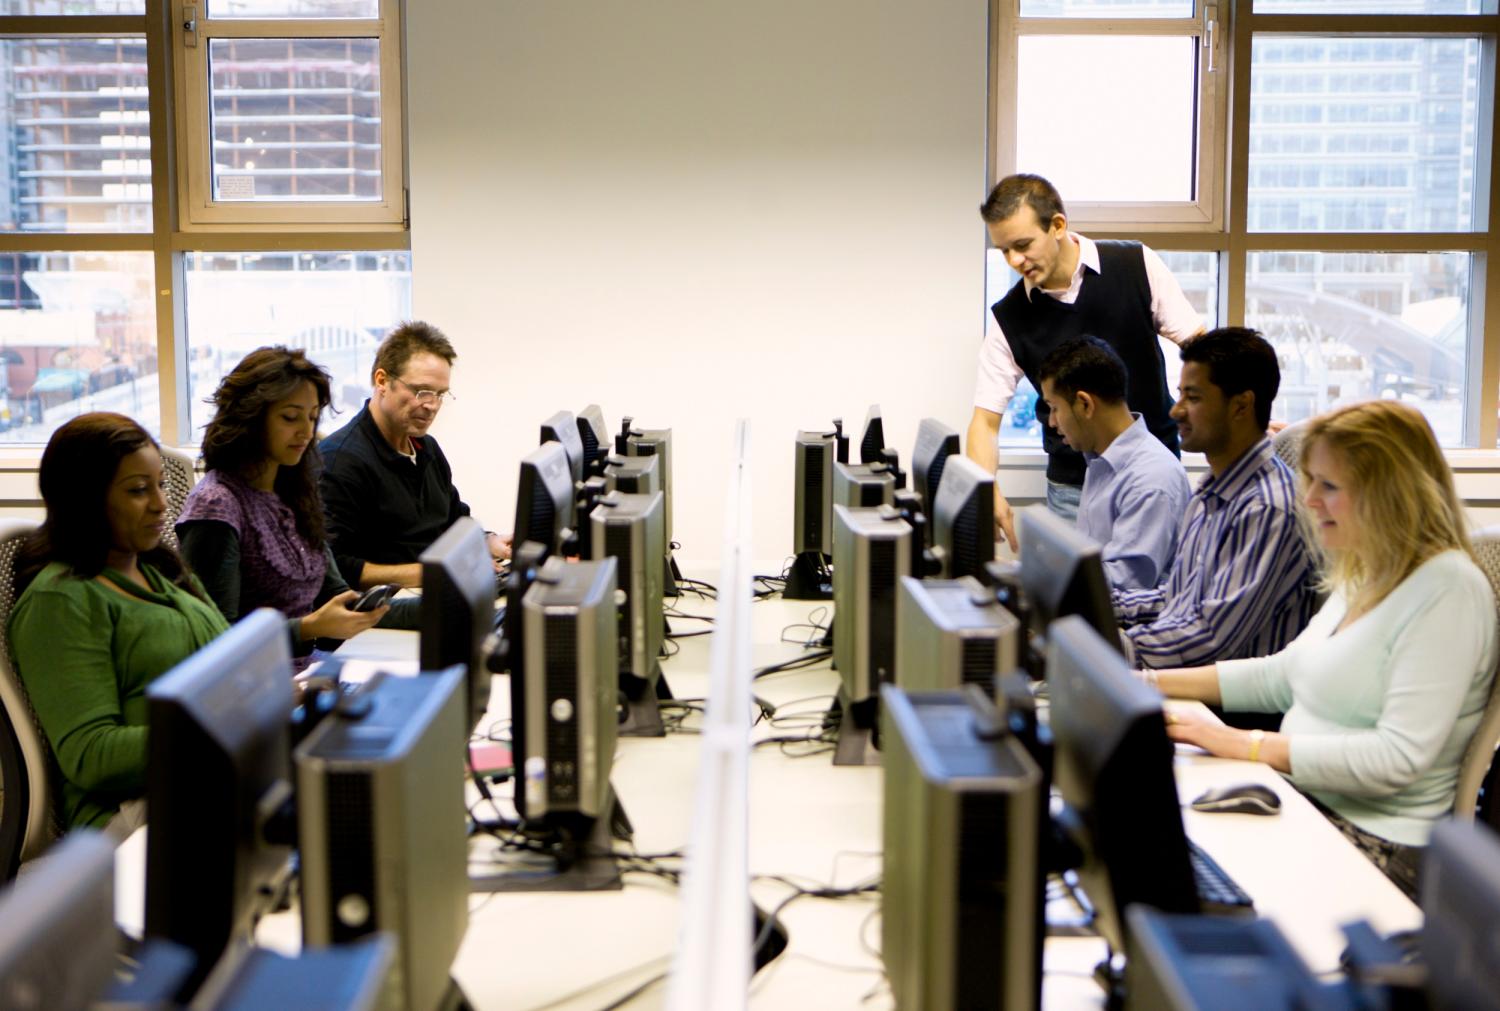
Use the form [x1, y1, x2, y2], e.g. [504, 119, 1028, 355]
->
[992, 240, 1180, 486]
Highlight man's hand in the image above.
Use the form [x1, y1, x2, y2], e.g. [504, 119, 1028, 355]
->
[994, 491, 1017, 549]
[486, 531, 513, 566]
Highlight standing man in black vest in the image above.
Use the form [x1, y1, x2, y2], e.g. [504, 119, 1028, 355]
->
[966, 174, 1204, 547]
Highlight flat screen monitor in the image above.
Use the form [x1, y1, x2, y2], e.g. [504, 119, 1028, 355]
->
[146, 608, 296, 998]
[931, 454, 995, 581]
[1422, 819, 1500, 1010]
[576, 404, 610, 477]
[1017, 506, 1121, 655]
[859, 404, 885, 465]
[514, 441, 576, 559]
[420, 516, 499, 732]
[1046, 616, 1199, 953]
[541, 409, 586, 488]
[912, 418, 960, 514]
[0, 830, 117, 1010]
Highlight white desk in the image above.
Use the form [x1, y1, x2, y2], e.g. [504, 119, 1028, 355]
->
[115, 593, 1419, 1011]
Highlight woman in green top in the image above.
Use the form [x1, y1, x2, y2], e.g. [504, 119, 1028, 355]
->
[9, 412, 229, 834]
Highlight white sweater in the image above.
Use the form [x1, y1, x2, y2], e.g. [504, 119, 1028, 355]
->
[1217, 549, 1497, 846]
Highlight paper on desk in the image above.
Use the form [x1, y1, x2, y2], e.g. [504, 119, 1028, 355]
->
[297, 658, 422, 684]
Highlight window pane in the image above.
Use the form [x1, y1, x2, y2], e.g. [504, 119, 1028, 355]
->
[1017, 36, 1198, 203]
[1021, 0, 1194, 15]
[206, 0, 378, 16]
[1255, 1, 1483, 12]
[0, 251, 158, 442]
[1246, 251, 1470, 445]
[208, 38, 382, 202]
[0, 1, 143, 11]
[0, 38, 152, 233]
[986, 248, 1217, 449]
[184, 251, 411, 440]
[1248, 36, 1482, 233]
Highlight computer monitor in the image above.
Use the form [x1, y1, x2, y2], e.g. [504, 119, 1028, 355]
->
[1017, 505, 1121, 660]
[912, 418, 961, 516]
[1046, 616, 1199, 954]
[0, 830, 117, 1010]
[514, 440, 576, 559]
[880, 685, 1044, 1011]
[146, 608, 296, 998]
[541, 409, 586, 489]
[859, 404, 885, 464]
[420, 516, 500, 732]
[296, 669, 470, 1011]
[930, 454, 995, 581]
[1421, 819, 1500, 1010]
[575, 404, 610, 478]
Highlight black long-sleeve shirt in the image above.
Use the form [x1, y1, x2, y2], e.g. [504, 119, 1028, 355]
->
[317, 401, 472, 587]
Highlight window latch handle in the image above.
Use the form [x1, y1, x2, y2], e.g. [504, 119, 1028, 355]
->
[1204, 4, 1218, 74]
[183, 5, 198, 48]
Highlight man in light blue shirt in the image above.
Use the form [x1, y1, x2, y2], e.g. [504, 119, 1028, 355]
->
[1037, 337, 1192, 590]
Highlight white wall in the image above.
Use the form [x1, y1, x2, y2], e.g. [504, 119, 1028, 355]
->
[405, 0, 988, 567]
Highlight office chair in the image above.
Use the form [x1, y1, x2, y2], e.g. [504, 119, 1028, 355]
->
[1271, 419, 1307, 472]
[1455, 527, 1500, 826]
[0, 519, 60, 879]
[158, 445, 198, 552]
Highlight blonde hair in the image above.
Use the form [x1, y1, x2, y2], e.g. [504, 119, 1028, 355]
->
[1299, 400, 1470, 613]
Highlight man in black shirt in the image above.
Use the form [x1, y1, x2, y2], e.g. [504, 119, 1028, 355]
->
[319, 320, 509, 588]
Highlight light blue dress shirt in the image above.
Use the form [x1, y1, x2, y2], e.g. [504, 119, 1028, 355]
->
[1077, 414, 1192, 591]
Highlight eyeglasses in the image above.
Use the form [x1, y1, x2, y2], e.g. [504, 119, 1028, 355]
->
[389, 375, 455, 407]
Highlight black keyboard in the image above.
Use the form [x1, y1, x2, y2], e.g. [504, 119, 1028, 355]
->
[1188, 838, 1255, 915]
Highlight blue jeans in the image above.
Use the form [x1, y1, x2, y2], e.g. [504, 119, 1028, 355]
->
[1046, 480, 1081, 523]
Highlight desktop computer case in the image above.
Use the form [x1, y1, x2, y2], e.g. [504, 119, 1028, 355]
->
[896, 576, 1020, 693]
[589, 490, 665, 687]
[622, 428, 673, 547]
[794, 431, 837, 555]
[833, 461, 895, 511]
[832, 505, 912, 702]
[296, 669, 469, 1011]
[519, 557, 620, 823]
[882, 688, 1044, 1011]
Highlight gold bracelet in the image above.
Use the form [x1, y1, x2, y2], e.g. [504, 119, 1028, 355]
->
[1247, 729, 1265, 763]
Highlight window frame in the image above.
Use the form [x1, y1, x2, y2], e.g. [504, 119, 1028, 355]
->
[171, 0, 405, 229]
[988, 1, 1500, 448]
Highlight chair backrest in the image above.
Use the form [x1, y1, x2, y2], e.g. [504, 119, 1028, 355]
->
[1455, 526, 1500, 822]
[1271, 420, 1308, 473]
[158, 446, 198, 552]
[0, 518, 58, 871]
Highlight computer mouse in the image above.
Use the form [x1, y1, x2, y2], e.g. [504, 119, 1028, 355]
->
[1190, 782, 1282, 816]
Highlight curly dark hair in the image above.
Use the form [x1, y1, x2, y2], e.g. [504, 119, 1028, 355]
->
[15, 412, 202, 598]
[199, 346, 333, 547]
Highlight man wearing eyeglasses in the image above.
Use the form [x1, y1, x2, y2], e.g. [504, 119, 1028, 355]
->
[319, 320, 511, 589]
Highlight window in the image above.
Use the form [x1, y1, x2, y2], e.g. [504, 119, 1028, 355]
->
[0, 0, 409, 445]
[988, 1, 1500, 448]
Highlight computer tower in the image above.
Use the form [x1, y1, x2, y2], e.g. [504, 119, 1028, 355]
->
[589, 490, 666, 735]
[793, 429, 837, 557]
[620, 427, 673, 549]
[604, 453, 661, 498]
[295, 669, 469, 1011]
[833, 461, 895, 511]
[896, 576, 1020, 694]
[880, 686, 1044, 1011]
[830, 504, 911, 764]
[516, 556, 620, 827]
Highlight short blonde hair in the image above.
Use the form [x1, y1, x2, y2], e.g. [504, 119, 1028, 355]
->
[1299, 400, 1469, 612]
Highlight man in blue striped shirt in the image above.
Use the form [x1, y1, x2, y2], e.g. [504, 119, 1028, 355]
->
[1116, 328, 1317, 669]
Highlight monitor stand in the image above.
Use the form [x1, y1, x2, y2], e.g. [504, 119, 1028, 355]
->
[619, 669, 672, 737]
[664, 553, 682, 598]
[469, 788, 632, 894]
[784, 551, 832, 600]
[826, 693, 881, 767]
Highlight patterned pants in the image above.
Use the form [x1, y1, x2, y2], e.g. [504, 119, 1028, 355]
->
[1307, 794, 1422, 902]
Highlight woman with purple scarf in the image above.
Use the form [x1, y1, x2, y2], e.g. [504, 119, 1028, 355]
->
[176, 346, 418, 663]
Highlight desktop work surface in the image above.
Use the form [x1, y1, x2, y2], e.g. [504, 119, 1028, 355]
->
[114, 593, 1418, 1010]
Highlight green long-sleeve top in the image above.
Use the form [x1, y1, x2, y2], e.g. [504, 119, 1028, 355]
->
[9, 561, 229, 830]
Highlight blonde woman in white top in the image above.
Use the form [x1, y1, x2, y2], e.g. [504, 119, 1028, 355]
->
[1148, 399, 1496, 899]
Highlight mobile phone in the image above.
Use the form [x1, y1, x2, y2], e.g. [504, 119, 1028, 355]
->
[349, 583, 399, 612]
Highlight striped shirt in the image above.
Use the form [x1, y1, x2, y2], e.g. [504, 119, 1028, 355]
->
[1115, 437, 1316, 669]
